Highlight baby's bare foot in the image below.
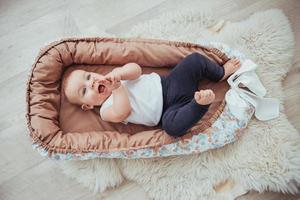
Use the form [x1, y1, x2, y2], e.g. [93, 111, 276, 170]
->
[194, 89, 215, 105]
[220, 58, 241, 81]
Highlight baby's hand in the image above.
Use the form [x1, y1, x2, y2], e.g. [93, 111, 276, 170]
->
[105, 68, 122, 83]
[95, 78, 110, 86]
[95, 77, 120, 91]
[106, 80, 121, 91]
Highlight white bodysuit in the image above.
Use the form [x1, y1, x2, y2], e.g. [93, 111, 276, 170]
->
[99, 72, 163, 126]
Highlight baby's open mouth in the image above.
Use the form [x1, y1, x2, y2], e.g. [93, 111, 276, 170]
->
[98, 84, 105, 93]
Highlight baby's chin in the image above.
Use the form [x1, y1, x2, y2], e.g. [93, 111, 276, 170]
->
[96, 92, 112, 105]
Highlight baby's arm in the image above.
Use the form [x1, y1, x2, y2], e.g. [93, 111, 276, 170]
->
[101, 63, 140, 123]
[113, 63, 142, 80]
[101, 83, 131, 123]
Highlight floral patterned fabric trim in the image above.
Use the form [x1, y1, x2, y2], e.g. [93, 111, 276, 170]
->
[32, 42, 254, 160]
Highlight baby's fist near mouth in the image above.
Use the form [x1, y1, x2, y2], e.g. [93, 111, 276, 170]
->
[98, 77, 121, 91]
[107, 80, 121, 91]
[104, 69, 122, 83]
[96, 78, 110, 85]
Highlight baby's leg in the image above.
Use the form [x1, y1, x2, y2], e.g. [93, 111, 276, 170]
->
[163, 52, 225, 98]
[161, 99, 209, 137]
[159, 53, 224, 137]
[183, 52, 225, 82]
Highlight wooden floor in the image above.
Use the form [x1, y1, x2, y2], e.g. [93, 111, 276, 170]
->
[0, 0, 299, 199]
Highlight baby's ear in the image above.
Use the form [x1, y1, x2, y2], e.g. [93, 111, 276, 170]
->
[81, 104, 93, 111]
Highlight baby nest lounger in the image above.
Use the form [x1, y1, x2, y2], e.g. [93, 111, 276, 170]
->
[25, 37, 254, 160]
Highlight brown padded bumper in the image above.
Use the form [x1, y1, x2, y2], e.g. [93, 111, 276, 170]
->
[25, 37, 229, 155]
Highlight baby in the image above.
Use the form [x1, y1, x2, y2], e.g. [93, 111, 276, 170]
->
[62, 52, 240, 137]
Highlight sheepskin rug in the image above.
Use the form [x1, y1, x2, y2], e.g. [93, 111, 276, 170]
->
[58, 9, 300, 200]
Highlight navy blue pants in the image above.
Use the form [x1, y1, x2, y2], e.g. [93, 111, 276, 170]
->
[158, 52, 225, 137]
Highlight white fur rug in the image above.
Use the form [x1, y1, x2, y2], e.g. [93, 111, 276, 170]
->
[58, 9, 300, 200]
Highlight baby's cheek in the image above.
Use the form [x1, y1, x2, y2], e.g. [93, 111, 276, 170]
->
[92, 92, 100, 99]
[96, 92, 105, 100]
[88, 93, 97, 101]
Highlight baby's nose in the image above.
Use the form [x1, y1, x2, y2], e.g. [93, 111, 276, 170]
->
[90, 78, 97, 89]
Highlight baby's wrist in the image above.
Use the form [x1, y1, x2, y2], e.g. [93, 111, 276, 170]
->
[112, 82, 122, 92]
[113, 67, 123, 80]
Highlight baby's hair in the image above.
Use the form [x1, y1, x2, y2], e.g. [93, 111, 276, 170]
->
[61, 68, 80, 105]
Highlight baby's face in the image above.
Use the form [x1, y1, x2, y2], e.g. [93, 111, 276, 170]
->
[65, 70, 112, 107]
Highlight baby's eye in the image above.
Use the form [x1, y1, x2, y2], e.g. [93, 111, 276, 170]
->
[83, 87, 86, 95]
[87, 74, 91, 80]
